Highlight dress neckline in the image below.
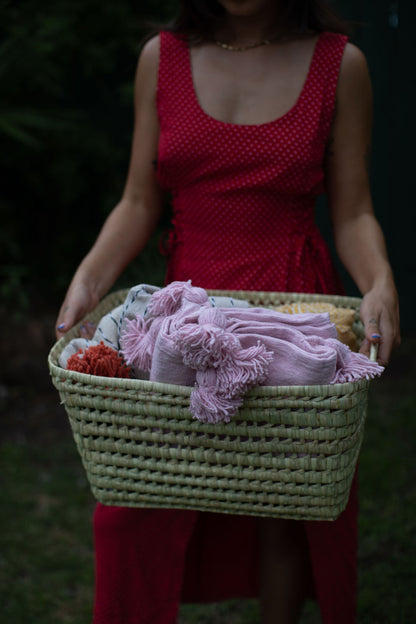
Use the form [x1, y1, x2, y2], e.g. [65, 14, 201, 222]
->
[185, 33, 324, 129]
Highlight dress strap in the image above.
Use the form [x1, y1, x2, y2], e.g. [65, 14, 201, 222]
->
[157, 31, 190, 122]
[313, 32, 349, 139]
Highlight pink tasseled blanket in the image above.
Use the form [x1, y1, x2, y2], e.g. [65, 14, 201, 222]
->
[120, 281, 383, 423]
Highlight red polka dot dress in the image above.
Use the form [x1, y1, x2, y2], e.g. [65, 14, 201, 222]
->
[92, 31, 359, 624]
[157, 30, 346, 295]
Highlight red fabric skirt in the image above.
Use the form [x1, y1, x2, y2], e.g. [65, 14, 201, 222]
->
[92, 468, 358, 624]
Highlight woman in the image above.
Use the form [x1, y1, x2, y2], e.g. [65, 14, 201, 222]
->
[56, 1, 400, 622]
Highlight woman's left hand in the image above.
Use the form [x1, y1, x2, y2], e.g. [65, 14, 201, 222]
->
[359, 278, 401, 366]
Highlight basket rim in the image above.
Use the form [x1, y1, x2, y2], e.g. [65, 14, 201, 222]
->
[207, 288, 363, 310]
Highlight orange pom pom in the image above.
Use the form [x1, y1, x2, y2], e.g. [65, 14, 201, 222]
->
[66, 342, 131, 378]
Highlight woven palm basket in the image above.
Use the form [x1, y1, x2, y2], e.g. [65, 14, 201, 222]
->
[48, 289, 373, 521]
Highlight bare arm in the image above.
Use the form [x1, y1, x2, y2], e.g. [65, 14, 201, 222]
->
[325, 43, 400, 365]
[56, 36, 163, 337]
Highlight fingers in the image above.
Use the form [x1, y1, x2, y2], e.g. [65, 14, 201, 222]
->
[366, 316, 382, 356]
[56, 306, 96, 341]
[55, 282, 99, 340]
[360, 316, 392, 366]
[56, 303, 97, 339]
[55, 301, 90, 340]
[79, 321, 97, 339]
[359, 312, 379, 352]
[359, 310, 399, 367]
[56, 303, 77, 339]
[364, 316, 381, 343]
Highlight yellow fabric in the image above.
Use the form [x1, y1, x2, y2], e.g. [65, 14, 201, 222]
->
[274, 302, 358, 351]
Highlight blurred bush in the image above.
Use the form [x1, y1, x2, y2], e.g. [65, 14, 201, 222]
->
[0, 0, 178, 309]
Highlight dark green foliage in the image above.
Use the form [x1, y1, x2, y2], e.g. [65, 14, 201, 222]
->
[0, 0, 178, 307]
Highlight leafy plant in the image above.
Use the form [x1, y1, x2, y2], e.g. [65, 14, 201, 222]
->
[1, 0, 178, 307]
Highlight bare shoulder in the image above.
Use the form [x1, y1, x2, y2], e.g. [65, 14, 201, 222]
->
[134, 34, 160, 94]
[139, 34, 160, 66]
[338, 42, 371, 91]
[336, 43, 372, 107]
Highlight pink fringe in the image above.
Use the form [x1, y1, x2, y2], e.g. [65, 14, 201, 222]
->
[174, 307, 273, 422]
[147, 280, 208, 317]
[328, 340, 384, 384]
[216, 343, 273, 398]
[120, 317, 154, 371]
[175, 324, 241, 370]
[190, 386, 243, 424]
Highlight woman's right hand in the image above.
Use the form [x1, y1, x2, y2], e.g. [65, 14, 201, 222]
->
[55, 281, 100, 340]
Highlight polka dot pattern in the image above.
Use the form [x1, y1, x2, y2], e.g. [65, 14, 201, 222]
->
[156, 31, 348, 295]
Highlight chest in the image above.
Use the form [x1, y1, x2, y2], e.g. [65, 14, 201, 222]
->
[157, 33, 332, 196]
[190, 37, 319, 126]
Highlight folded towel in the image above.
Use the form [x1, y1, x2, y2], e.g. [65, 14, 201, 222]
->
[120, 282, 384, 423]
[274, 301, 358, 350]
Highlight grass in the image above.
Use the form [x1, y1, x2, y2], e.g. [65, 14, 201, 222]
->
[357, 377, 416, 623]
[1, 441, 95, 623]
[1, 329, 415, 623]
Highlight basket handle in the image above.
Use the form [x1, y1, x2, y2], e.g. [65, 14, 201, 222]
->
[369, 343, 379, 362]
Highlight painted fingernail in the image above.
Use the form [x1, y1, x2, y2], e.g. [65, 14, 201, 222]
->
[57, 323, 66, 330]
[371, 334, 381, 338]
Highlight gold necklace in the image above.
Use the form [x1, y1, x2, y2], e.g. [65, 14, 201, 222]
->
[214, 38, 272, 52]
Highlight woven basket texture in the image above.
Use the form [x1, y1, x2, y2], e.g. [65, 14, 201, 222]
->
[48, 289, 369, 521]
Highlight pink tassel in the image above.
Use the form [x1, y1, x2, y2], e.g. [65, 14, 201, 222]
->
[173, 307, 239, 369]
[190, 388, 242, 423]
[174, 322, 241, 369]
[147, 280, 208, 317]
[331, 353, 384, 384]
[324, 339, 384, 384]
[120, 317, 153, 371]
[217, 342, 273, 398]
[178, 309, 273, 423]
